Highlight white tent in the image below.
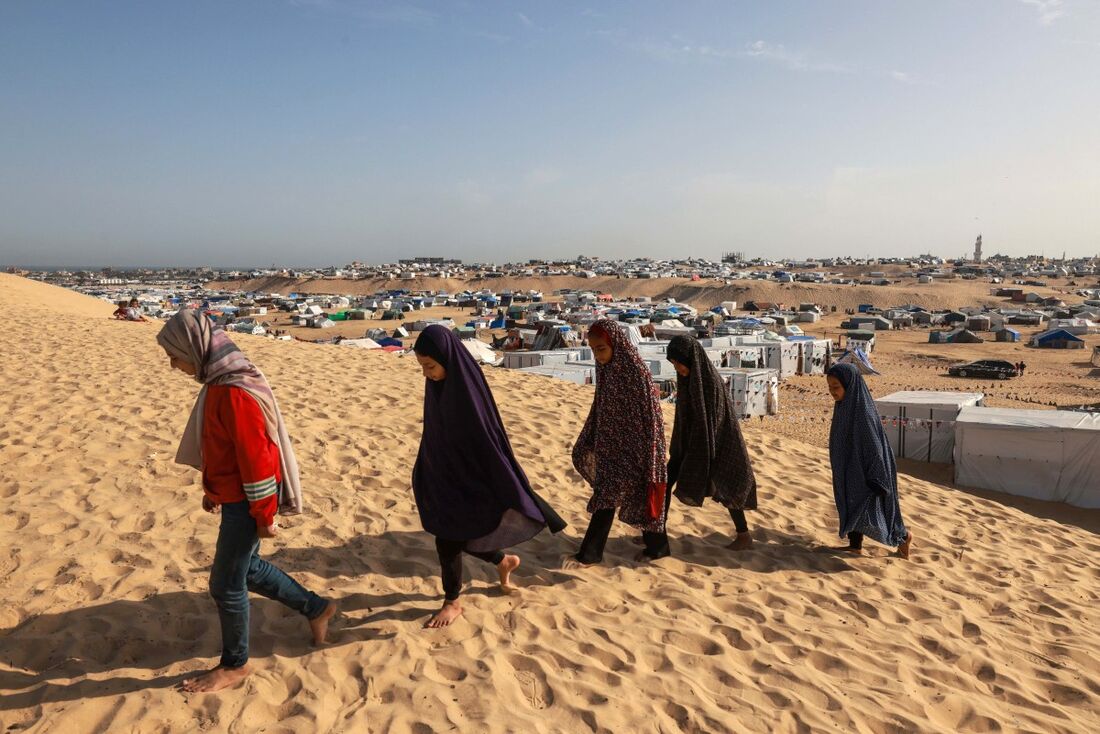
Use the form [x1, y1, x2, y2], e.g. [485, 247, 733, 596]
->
[462, 339, 502, 366]
[339, 338, 381, 349]
[954, 407, 1100, 508]
[876, 391, 984, 463]
[715, 368, 779, 418]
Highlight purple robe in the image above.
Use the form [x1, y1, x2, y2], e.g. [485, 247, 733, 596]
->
[412, 325, 566, 551]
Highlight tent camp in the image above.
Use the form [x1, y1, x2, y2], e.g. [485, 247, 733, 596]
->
[834, 348, 879, 375]
[875, 391, 984, 463]
[954, 407, 1100, 508]
[1031, 329, 1085, 349]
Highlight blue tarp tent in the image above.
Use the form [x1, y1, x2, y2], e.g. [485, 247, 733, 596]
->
[1031, 329, 1085, 348]
[377, 337, 403, 348]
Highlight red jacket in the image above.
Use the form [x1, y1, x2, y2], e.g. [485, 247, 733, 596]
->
[202, 385, 280, 527]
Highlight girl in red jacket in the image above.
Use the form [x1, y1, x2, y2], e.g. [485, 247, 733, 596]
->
[158, 309, 337, 693]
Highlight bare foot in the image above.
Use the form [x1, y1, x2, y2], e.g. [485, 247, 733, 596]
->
[424, 600, 463, 628]
[727, 531, 753, 551]
[310, 599, 339, 646]
[497, 554, 520, 594]
[181, 664, 251, 693]
[897, 531, 913, 560]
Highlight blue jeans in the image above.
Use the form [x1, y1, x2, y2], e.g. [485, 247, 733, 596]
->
[209, 501, 328, 668]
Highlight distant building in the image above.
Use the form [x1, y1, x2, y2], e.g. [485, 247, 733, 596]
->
[974, 234, 983, 263]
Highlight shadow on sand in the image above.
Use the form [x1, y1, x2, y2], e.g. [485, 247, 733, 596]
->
[0, 590, 395, 711]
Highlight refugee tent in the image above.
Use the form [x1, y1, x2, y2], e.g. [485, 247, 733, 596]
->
[393, 327, 410, 338]
[502, 350, 577, 369]
[954, 407, 1100, 508]
[461, 339, 502, 366]
[517, 362, 595, 386]
[966, 315, 992, 331]
[724, 346, 765, 369]
[875, 391, 984, 463]
[952, 329, 985, 344]
[1030, 329, 1085, 349]
[531, 325, 569, 351]
[854, 316, 893, 330]
[994, 327, 1020, 342]
[1093, 346, 1100, 368]
[1048, 318, 1094, 335]
[796, 339, 832, 375]
[738, 340, 800, 378]
[714, 368, 780, 418]
[338, 338, 381, 349]
[834, 349, 879, 375]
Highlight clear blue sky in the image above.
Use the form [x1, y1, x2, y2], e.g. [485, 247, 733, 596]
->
[1, 1, 1097, 267]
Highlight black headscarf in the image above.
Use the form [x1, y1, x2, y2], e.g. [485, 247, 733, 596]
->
[827, 363, 907, 545]
[666, 335, 757, 510]
[412, 326, 566, 550]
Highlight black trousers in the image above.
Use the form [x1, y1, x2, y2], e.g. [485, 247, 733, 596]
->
[577, 497, 752, 563]
[435, 537, 504, 601]
[847, 532, 864, 550]
[639, 498, 751, 560]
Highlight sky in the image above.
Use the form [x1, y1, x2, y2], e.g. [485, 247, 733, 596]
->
[1, 0, 1098, 267]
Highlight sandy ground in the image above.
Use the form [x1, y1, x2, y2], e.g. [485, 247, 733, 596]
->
[2, 272, 1100, 733]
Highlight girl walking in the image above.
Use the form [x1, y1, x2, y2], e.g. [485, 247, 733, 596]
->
[158, 309, 336, 694]
[412, 325, 566, 628]
[826, 363, 913, 559]
[571, 319, 668, 564]
[648, 335, 757, 558]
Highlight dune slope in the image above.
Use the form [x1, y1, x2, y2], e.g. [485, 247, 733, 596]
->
[1, 273, 1098, 733]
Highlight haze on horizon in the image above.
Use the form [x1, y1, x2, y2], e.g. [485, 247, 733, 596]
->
[1, 1, 1098, 269]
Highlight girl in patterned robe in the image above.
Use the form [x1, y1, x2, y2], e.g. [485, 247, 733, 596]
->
[571, 319, 668, 564]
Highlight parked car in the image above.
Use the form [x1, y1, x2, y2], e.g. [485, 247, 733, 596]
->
[948, 360, 1018, 379]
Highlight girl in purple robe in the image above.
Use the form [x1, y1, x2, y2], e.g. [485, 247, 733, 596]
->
[412, 325, 566, 627]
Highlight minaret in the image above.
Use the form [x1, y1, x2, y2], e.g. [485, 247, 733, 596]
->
[974, 234, 983, 263]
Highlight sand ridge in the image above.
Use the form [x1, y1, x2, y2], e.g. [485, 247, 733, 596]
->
[1, 273, 1099, 733]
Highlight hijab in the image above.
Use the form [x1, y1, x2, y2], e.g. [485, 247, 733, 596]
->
[157, 308, 303, 514]
[412, 325, 564, 546]
[667, 335, 757, 510]
[572, 319, 668, 530]
[827, 363, 899, 536]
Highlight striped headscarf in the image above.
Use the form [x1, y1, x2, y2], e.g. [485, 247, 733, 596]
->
[157, 308, 303, 514]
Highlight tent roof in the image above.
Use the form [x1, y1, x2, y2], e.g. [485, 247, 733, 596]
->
[956, 406, 1100, 431]
[877, 391, 984, 409]
[1035, 328, 1084, 342]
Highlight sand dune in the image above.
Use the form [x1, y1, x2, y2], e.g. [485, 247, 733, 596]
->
[2, 272, 1099, 733]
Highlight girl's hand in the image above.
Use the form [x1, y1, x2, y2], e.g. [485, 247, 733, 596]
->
[257, 523, 278, 538]
[202, 496, 219, 513]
